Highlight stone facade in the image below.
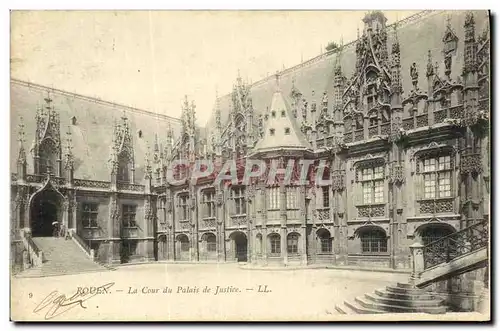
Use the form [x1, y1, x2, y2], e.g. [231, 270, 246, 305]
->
[11, 10, 490, 270]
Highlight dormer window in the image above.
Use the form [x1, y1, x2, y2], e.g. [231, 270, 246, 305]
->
[138, 130, 143, 138]
[284, 128, 291, 135]
[270, 128, 275, 136]
[271, 111, 276, 118]
[71, 116, 77, 125]
[281, 110, 286, 117]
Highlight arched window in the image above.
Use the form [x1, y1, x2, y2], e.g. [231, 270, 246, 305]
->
[205, 233, 216, 252]
[269, 234, 281, 255]
[38, 140, 57, 175]
[287, 233, 299, 254]
[421, 226, 454, 246]
[359, 228, 387, 253]
[317, 229, 332, 253]
[178, 235, 190, 252]
[117, 151, 130, 183]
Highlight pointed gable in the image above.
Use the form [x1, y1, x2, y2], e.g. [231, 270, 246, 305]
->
[250, 75, 313, 157]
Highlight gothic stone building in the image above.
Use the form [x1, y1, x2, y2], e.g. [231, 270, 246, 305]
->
[11, 10, 490, 270]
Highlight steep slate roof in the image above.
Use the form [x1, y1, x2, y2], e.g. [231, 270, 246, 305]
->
[10, 79, 182, 182]
[250, 76, 313, 156]
[206, 10, 490, 136]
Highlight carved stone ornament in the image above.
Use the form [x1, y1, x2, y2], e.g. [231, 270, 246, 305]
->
[460, 153, 483, 175]
[388, 163, 405, 184]
[216, 190, 224, 206]
[331, 170, 346, 191]
[357, 205, 385, 218]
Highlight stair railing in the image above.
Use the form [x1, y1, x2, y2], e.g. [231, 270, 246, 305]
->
[422, 220, 488, 269]
[410, 220, 489, 284]
[68, 229, 95, 261]
[20, 230, 43, 268]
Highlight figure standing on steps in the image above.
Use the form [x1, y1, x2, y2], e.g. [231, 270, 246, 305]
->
[52, 220, 60, 238]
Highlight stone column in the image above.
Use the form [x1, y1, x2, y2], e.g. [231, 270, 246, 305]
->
[281, 226, 287, 265]
[409, 242, 424, 284]
[301, 225, 307, 265]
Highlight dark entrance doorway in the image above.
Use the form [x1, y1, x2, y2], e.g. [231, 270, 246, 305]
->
[232, 232, 248, 262]
[30, 189, 62, 237]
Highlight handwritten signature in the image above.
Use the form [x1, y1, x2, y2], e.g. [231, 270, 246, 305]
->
[33, 283, 115, 320]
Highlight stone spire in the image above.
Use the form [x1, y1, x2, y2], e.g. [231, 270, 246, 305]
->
[17, 117, 26, 166]
[442, 14, 459, 80]
[214, 89, 222, 156]
[17, 117, 27, 179]
[463, 11, 477, 75]
[390, 23, 402, 96]
[144, 144, 152, 180]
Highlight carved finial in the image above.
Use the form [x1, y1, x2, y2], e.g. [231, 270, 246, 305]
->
[121, 110, 127, 122]
[18, 117, 25, 146]
[44, 91, 53, 110]
[66, 126, 73, 153]
[154, 133, 159, 152]
[145, 144, 152, 179]
[392, 22, 400, 55]
[274, 72, 281, 92]
[17, 117, 26, 164]
[446, 14, 452, 28]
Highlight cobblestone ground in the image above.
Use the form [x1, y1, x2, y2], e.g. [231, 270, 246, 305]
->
[11, 263, 408, 321]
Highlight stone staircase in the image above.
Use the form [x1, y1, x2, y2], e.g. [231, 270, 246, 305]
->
[17, 237, 111, 278]
[336, 282, 447, 314]
[336, 220, 489, 315]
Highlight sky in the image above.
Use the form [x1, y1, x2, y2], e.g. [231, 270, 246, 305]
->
[10, 10, 420, 126]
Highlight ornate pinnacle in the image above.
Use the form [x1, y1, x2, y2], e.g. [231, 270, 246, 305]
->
[18, 117, 25, 146]
[391, 23, 400, 55]
[154, 133, 159, 153]
[145, 144, 152, 178]
[17, 117, 26, 164]
[274, 71, 281, 92]
[44, 91, 53, 110]
[65, 126, 73, 154]
[65, 126, 74, 169]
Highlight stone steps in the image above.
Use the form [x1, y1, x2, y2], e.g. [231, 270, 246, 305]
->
[364, 292, 444, 308]
[17, 237, 110, 278]
[336, 282, 449, 315]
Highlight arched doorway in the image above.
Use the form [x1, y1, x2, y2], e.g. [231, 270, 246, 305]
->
[230, 231, 248, 262]
[175, 234, 190, 261]
[30, 188, 63, 237]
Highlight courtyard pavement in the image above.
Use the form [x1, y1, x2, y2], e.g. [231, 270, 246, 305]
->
[11, 263, 414, 321]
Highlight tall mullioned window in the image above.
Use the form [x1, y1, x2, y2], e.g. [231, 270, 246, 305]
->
[287, 233, 299, 254]
[122, 204, 137, 228]
[422, 155, 452, 199]
[321, 186, 330, 208]
[361, 165, 384, 204]
[286, 187, 298, 209]
[82, 203, 99, 228]
[267, 187, 280, 210]
[231, 187, 246, 215]
[269, 234, 281, 255]
[178, 195, 189, 221]
[202, 190, 216, 218]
